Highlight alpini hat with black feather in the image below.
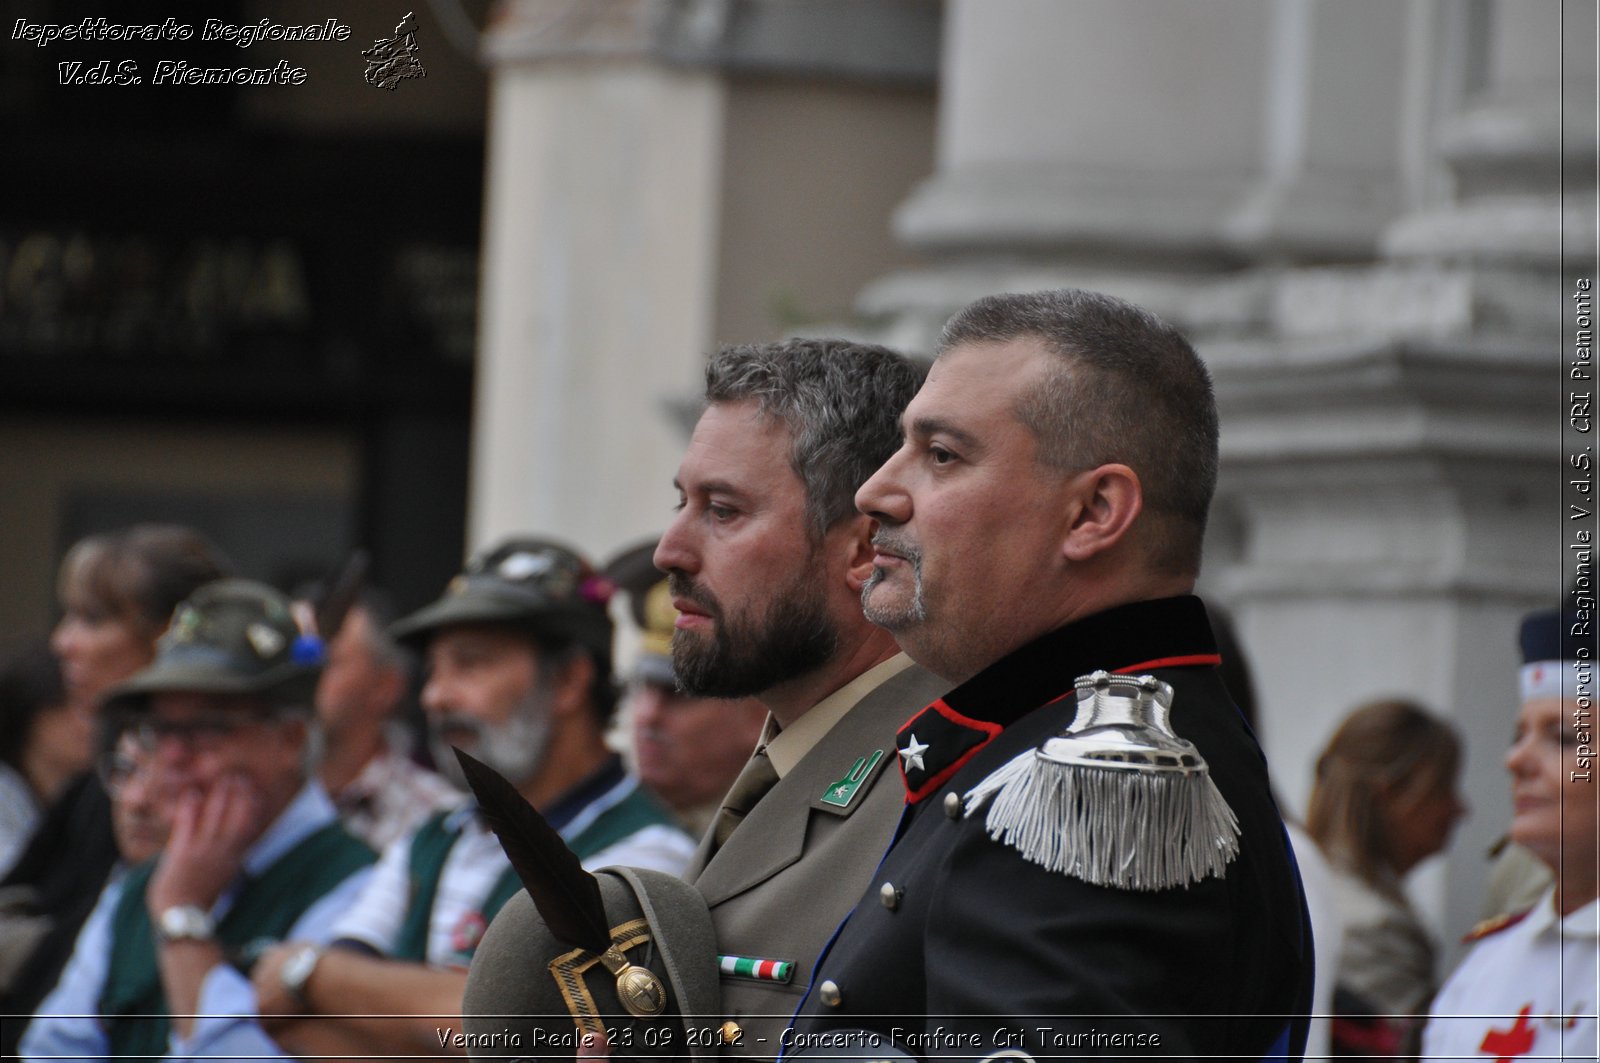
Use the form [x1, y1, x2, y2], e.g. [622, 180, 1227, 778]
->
[453, 750, 723, 1060]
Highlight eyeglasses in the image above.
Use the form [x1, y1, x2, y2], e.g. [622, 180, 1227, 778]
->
[97, 748, 158, 795]
[120, 712, 281, 754]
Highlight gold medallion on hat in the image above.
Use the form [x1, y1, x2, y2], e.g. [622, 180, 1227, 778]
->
[615, 963, 667, 1018]
[597, 943, 666, 1018]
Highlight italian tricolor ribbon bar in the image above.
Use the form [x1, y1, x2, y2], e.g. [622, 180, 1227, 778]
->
[718, 954, 793, 983]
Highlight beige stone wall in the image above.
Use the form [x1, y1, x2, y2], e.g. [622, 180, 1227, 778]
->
[714, 78, 934, 343]
[467, 0, 939, 559]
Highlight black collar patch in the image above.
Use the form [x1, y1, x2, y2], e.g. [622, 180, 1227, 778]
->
[896, 699, 1004, 804]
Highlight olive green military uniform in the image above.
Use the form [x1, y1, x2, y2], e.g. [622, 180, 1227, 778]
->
[688, 655, 948, 1058]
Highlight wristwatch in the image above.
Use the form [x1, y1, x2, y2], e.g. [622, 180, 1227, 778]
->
[156, 905, 216, 944]
[279, 943, 325, 1005]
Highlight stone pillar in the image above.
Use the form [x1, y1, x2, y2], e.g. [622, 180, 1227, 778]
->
[890, 0, 1416, 265]
[857, 0, 1423, 357]
[471, 1, 728, 559]
[895, 0, 1275, 262]
[470, 0, 939, 561]
[1203, 0, 1592, 953]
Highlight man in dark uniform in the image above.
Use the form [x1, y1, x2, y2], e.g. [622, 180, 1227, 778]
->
[785, 289, 1314, 1060]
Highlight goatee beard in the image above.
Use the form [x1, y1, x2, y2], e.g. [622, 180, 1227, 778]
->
[860, 529, 926, 630]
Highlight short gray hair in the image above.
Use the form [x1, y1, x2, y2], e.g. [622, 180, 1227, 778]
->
[938, 289, 1219, 576]
[705, 339, 925, 537]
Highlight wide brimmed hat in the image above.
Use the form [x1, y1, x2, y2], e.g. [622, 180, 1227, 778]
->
[391, 538, 614, 661]
[463, 866, 721, 1059]
[102, 579, 323, 714]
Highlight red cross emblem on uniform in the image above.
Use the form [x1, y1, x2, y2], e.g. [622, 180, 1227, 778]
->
[1479, 1004, 1535, 1062]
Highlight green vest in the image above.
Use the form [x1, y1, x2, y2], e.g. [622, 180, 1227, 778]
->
[389, 785, 681, 962]
[100, 821, 374, 1062]
[389, 810, 521, 964]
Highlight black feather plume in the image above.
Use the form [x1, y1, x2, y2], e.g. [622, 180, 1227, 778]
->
[453, 746, 612, 952]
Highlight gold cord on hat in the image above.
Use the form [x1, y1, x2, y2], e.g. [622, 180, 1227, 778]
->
[548, 918, 667, 1038]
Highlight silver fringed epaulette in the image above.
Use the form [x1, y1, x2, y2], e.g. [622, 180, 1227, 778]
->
[963, 671, 1240, 890]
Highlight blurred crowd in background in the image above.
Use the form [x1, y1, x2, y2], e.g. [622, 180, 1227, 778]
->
[0, 520, 1590, 1060]
[0, 523, 765, 1057]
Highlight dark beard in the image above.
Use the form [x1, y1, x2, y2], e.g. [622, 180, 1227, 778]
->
[668, 572, 838, 698]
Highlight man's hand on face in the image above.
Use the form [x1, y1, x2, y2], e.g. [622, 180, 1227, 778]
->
[147, 773, 264, 915]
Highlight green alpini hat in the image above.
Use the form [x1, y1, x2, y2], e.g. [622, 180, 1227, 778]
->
[102, 578, 324, 714]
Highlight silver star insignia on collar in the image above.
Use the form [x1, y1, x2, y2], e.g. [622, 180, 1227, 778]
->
[899, 734, 929, 773]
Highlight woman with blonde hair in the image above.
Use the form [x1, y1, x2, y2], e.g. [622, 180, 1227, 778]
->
[1308, 698, 1466, 1056]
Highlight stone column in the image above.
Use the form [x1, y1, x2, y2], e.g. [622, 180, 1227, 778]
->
[471, 0, 728, 559]
[1202, 0, 1592, 952]
[895, 0, 1276, 263]
[857, 0, 1422, 358]
[470, 0, 939, 561]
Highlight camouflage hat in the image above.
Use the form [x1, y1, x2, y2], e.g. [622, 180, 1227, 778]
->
[463, 866, 722, 1060]
[390, 538, 615, 660]
[603, 538, 676, 687]
[102, 579, 324, 715]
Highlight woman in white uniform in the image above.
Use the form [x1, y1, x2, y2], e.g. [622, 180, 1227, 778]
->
[1421, 605, 1599, 1062]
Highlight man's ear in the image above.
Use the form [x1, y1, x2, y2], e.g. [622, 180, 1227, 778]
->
[549, 652, 597, 719]
[1062, 464, 1142, 562]
[367, 665, 408, 721]
[837, 514, 879, 593]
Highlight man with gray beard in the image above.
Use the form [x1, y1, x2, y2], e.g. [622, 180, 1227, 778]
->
[651, 338, 947, 1056]
[248, 539, 692, 1059]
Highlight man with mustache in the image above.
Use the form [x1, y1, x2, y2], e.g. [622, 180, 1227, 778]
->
[250, 539, 693, 1057]
[605, 540, 767, 836]
[652, 338, 946, 1056]
[786, 289, 1315, 1060]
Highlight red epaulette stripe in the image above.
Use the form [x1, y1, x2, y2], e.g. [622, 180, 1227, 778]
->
[896, 697, 1001, 739]
[1113, 653, 1223, 674]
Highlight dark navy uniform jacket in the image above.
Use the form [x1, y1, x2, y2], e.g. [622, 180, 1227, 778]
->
[785, 596, 1314, 1062]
